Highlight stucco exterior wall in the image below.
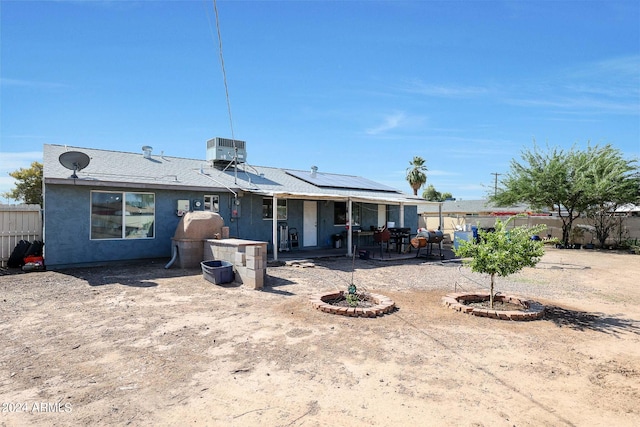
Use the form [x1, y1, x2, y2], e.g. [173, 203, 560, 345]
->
[43, 185, 203, 268]
[231, 195, 418, 250]
[44, 184, 420, 268]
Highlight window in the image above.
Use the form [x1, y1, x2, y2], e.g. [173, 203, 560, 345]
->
[204, 195, 219, 212]
[262, 198, 287, 220]
[334, 202, 361, 226]
[91, 191, 155, 239]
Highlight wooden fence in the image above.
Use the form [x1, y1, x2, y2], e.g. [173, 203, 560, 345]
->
[0, 204, 42, 267]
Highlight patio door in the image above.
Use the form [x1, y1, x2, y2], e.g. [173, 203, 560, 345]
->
[378, 205, 386, 227]
[303, 201, 317, 247]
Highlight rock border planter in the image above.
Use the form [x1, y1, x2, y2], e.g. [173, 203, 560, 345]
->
[310, 291, 395, 317]
[442, 291, 545, 321]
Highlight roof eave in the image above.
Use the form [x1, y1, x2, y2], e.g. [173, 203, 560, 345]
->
[247, 189, 422, 205]
[44, 177, 237, 193]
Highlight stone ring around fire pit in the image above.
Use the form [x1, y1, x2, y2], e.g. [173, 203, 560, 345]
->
[310, 291, 396, 317]
[442, 291, 545, 320]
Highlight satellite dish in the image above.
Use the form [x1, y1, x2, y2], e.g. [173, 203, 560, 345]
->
[59, 151, 91, 178]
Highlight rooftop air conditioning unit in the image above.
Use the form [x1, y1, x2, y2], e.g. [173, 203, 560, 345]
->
[206, 137, 247, 164]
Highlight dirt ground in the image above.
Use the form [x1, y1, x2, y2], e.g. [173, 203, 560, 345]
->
[1, 248, 639, 427]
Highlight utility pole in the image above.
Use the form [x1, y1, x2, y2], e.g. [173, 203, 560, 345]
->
[491, 172, 502, 197]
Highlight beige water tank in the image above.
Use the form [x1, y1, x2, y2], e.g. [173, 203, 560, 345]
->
[173, 211, 225, 240]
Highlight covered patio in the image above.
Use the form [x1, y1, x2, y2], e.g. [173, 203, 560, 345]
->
[270, 240, 456, 263]
[256, 190, 444, 262]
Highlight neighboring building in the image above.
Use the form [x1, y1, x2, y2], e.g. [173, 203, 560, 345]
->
[419, 198, 543, 222]
[43, 142, 423, 268]
[419, 199, 640, 245]
[615, 204, 640, 216]
[418, 199, 551, 241]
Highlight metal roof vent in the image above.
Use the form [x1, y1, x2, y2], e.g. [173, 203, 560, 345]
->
[310, 165, 318, 178]
[142, 145, 153, 159]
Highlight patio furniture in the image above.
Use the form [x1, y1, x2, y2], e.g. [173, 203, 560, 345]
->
[388, 227, 412, 253]
[373, 228, 391, 259]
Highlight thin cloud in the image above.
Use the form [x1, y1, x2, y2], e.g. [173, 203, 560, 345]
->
[402, 80, 490, 98]
[425, 169, 458, 177]
[505, 95, 639, 115]
[0, 177, 18, 202]
[1, 78, 67, 90]
[457, 183, 487, 192]
[505, 55, 640, 115]
[562, 84, 638, 99]
[0, 151, 42, 170]
[365, 112, 423, 135]
[572, 55, 640, 81]
[0, 151, 42, 198]
[0, 177, 16, 186]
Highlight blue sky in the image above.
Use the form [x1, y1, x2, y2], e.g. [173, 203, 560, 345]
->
[1, 0, 639, 203]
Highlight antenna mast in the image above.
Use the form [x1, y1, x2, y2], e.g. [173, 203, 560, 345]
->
[209, 0, 238, 184]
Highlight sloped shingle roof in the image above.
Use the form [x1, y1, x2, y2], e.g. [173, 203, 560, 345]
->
[44, 144, 423, 205]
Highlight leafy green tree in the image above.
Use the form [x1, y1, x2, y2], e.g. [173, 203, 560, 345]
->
[406, 156, 427, 196]
[582, 146, 639, 247]
[422, 184, 440, 201]
[422, 184, 453, 201]
[3, 161, 43, 205]
[492, 143, 637, 247]
[453, 218, 546, 308]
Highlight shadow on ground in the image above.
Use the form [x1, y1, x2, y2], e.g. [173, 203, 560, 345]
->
[279, 256, 459, 275]
[545, 305, 640, 336]
[263, 276, 297, 296]
[56, 260, 199, 288]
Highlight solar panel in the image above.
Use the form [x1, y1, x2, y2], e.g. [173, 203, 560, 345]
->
[285, 170, 399, 192]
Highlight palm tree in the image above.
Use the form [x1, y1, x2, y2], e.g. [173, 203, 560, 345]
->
[406, 156, 427, 196]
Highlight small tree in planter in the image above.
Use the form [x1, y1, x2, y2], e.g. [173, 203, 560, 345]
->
[453, 218, 546, 308]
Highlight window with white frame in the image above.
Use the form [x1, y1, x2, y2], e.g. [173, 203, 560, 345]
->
[204, 195, 219, 212]
[91, 191, 155, 239]
[262, 198, 287, 220]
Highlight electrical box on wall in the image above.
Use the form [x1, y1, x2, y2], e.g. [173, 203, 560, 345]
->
[177, 200, 190, 217]
[192, 199, 204, 211]
[231, 198, 241, 218]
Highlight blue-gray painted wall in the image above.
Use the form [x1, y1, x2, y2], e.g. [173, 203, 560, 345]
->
[44, 184, 418, 268]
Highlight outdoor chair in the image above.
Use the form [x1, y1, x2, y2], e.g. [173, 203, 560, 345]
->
[373, 227, 391, 259]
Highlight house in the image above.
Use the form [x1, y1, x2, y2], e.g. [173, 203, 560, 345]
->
[43, 141, 424, 269]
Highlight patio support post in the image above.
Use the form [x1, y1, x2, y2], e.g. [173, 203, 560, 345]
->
[399, 202, 405, 228]
[272, 195, 278, 261]
[439, 202, 444, 252]
[347, 198, 353, 256]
